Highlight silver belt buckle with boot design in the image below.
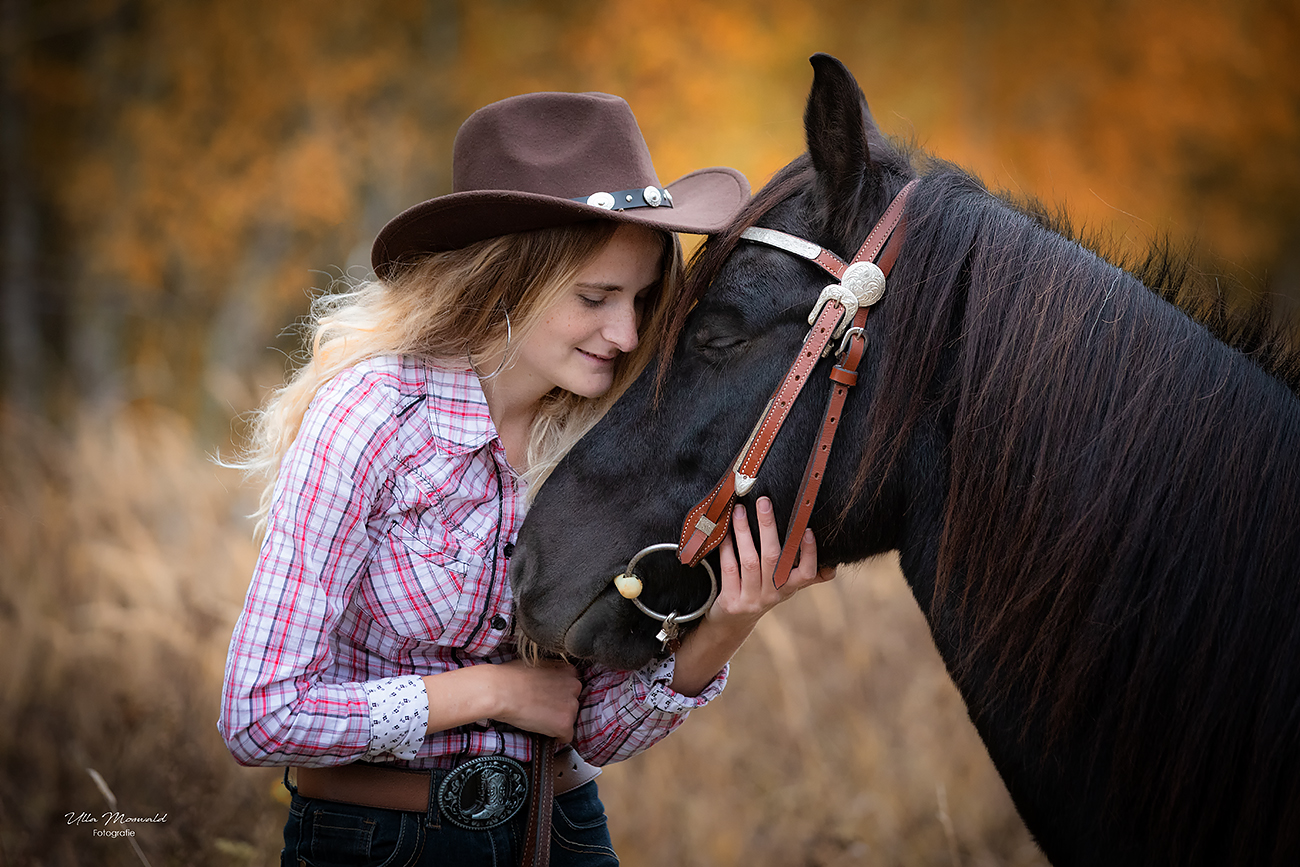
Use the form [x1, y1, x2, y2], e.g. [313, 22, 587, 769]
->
[437, 755, 530, 830]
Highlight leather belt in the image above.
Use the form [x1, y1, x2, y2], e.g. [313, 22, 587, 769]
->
[520, 736, 557, 867]
[294, 744, 600, 815]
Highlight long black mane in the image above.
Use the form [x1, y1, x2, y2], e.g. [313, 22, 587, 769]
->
[681, 150, 1300, 863]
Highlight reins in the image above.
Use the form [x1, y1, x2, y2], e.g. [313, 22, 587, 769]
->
[612, 178, 917, 648]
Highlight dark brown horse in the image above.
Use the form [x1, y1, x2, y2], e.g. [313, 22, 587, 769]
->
[510, 54, 1300, 866]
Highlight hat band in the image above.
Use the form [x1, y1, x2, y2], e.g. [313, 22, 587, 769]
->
[572, 185, 674, 212]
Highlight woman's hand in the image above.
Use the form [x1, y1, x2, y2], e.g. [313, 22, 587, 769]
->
[422, 658, 582, 742]
[669, 496, 835, 696]
[711, 496, 836, 632]
[485, 659, 583, 741]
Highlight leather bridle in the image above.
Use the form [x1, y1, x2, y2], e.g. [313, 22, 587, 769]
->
[678, 178, 919, 588]
[612, 178, 918, 646]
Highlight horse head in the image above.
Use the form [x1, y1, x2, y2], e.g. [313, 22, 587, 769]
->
[510, 54, 924, 670]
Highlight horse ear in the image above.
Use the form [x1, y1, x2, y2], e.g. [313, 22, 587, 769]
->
[804, 53, 883, 190]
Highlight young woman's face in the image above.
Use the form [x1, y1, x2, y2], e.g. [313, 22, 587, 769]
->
[514, 223, 664, 399]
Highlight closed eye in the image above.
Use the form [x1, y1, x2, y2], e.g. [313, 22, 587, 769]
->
[694, 332, 748, 361]
[704, 335, 745, 351]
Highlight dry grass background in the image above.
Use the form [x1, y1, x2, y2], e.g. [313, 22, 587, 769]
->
[0, 406, 1048, 866]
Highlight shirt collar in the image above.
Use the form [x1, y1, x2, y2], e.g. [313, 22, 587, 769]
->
[421, 362, 501, 455]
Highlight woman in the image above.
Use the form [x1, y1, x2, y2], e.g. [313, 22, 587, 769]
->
[220, 91, 832, 866]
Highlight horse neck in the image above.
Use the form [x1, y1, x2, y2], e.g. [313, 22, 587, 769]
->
[940, 218, 1300, 606]
[873, 182, 1300, 613]
[879, 191, 1300, 861]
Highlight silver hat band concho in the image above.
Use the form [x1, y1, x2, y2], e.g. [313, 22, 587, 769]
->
[572, 185, 673, 211]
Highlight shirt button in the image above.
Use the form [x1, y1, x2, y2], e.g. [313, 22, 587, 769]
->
[491, 615, 508, 631]
[502, 542, 515, 557]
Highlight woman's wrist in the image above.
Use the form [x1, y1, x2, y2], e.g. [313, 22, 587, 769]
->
[668, 615, 754, 697]
[421, 667, 500, 735]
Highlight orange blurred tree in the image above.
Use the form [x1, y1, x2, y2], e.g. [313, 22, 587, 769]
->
[8, 0, 463, 430]
[3, 0, 1297, 437]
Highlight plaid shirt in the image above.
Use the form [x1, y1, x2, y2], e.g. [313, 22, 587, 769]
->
[219, 355, 724, 770]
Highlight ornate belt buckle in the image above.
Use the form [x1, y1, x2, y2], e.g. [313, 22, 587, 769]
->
[437, 755, 529, 830]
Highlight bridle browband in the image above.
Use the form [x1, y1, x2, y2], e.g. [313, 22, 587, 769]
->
[677, 178, 920, 588]
[612, 178, 918, 649]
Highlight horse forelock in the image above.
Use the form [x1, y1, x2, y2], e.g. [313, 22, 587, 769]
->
[652, 157, 819, 400]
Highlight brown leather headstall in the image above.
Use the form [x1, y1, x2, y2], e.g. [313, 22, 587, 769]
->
[676, 178, 919, 588]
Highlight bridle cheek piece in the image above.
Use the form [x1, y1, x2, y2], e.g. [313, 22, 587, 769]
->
[678, 179, 920, 586]
[612, 178, 919, 649]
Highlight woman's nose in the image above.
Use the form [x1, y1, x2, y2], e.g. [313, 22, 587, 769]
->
[605, 302, 640, 354]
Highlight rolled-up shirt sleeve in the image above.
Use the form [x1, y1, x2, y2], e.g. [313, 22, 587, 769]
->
[573, 655, 728, 766]
[219, 368, 404, 767]
[362, 676, 431, 762]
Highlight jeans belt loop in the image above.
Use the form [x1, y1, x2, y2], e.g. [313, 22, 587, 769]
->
[424, 767, 441, 830]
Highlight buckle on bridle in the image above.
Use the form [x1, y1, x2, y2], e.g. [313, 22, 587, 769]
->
[837, 326, 867, 358]
[807, 260, 888, 343]
[808, 285, 859, 339]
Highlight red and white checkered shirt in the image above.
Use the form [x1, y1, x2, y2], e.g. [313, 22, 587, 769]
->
[219, 355, 725, 770]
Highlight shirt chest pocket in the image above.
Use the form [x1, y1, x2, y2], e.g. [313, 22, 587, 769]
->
[364, 523, 507, 652]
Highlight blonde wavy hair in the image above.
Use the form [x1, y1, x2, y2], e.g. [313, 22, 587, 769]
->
[233, 221, 683, 534]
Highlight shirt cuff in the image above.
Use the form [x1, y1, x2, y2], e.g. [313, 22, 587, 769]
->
[362, 676, 429, 761]
[638, 655, 728, 713]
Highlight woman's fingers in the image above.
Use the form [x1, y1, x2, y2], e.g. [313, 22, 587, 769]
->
[728, 498, 836, 594]
[731, 503, 761, 578]
[702, 499, 837, 646]
[717, 531, 742, 600]
[754, 497, 783, 575]
[782, 528, 830, 591]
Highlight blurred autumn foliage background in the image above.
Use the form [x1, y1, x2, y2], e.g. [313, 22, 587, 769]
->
[1, 0, 1297, 864]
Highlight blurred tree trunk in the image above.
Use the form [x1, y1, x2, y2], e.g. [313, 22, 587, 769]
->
[65, 4, 129, 415]
[1, 0, 43, 411]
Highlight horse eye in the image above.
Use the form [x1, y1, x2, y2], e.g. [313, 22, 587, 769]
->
[697, 334, 747, 356]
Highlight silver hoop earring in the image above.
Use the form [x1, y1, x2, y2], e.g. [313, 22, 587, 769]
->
[472, 307, 512, 380]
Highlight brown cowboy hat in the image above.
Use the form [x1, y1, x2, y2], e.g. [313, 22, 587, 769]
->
[371, 91, 750, 279]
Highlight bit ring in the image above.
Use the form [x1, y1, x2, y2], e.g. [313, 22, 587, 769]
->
[617, 542, 718, 625]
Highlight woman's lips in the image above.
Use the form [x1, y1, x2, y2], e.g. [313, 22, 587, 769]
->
[578, 349, 617, 364]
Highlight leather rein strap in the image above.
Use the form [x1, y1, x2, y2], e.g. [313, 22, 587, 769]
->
[520, 733, 556, 867]
[677, 179, 919, 588]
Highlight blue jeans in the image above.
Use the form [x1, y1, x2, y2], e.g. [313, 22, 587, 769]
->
[281, 780, 618, 867]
